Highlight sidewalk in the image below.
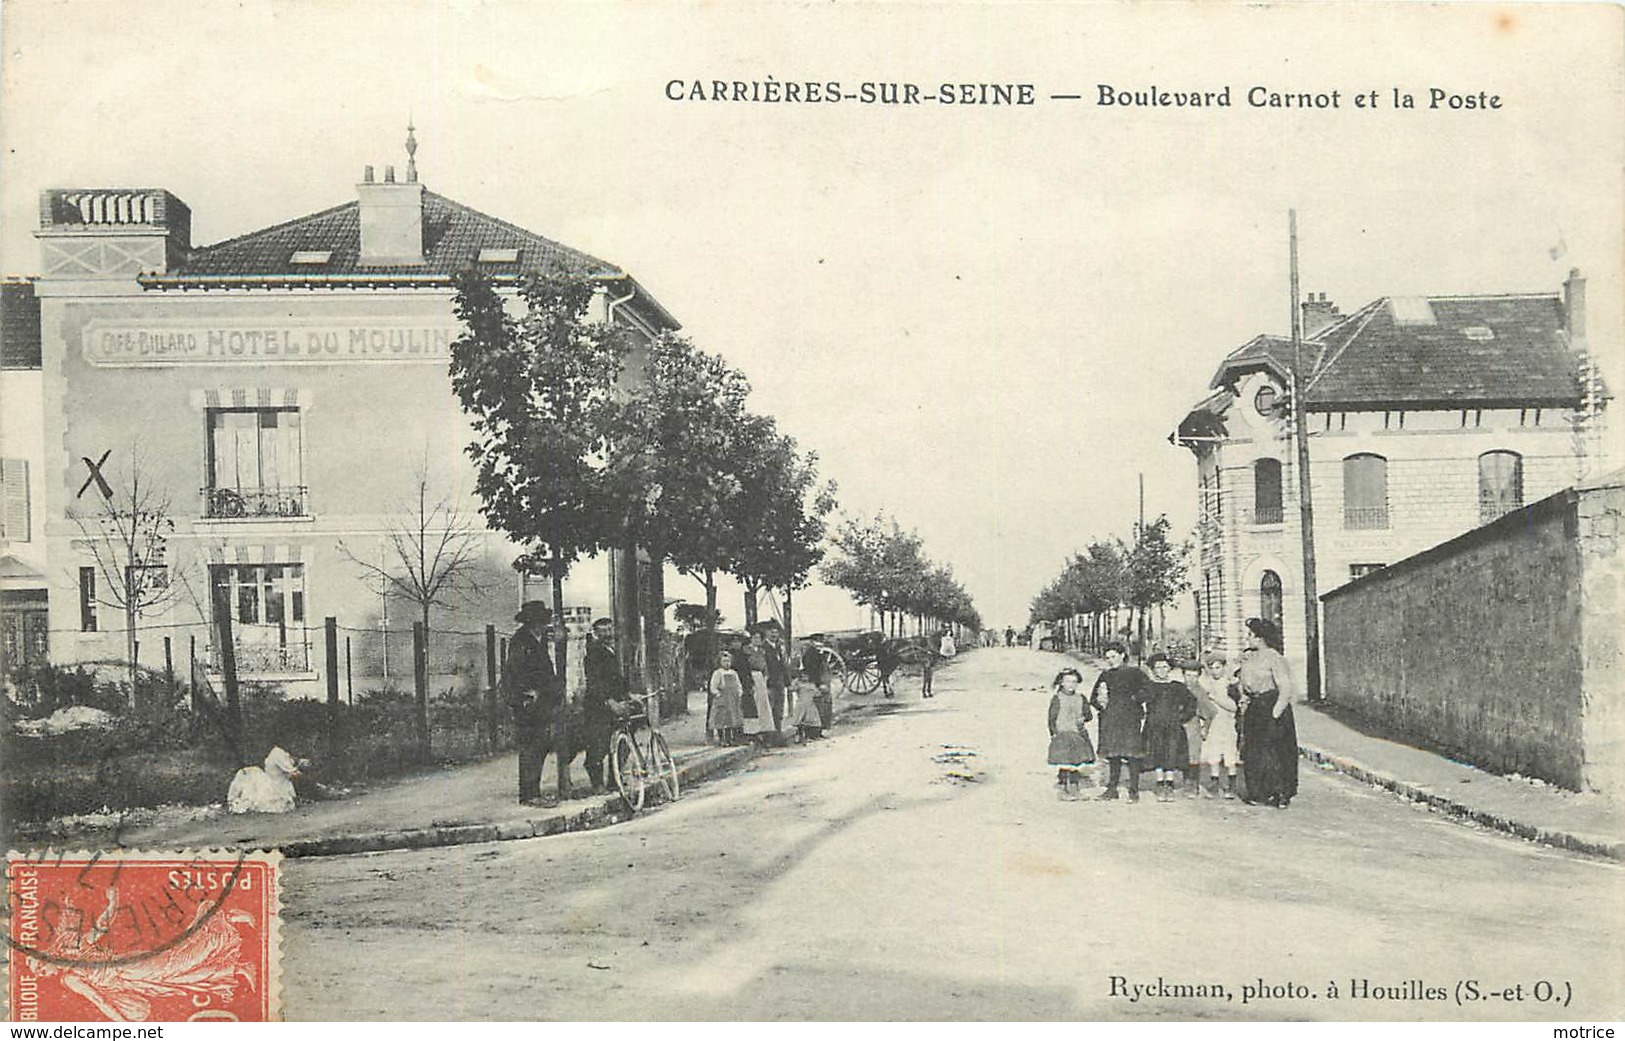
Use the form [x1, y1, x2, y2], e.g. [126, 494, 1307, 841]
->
[10, 686, 894, 859]
[1295, 704, 1625, 860]
[1066, 648, 1625, 859]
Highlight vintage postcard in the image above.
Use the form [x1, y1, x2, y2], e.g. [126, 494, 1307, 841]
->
[1, 0, 1621, 1024]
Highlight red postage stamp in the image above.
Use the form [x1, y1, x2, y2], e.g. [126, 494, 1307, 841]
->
[5, 850, 281, 1022]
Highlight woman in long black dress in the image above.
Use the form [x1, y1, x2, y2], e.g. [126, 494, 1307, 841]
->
[1237, 617, 1298, 808]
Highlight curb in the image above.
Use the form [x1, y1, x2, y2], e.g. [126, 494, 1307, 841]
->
[1299, 742, 1625, 861]
[280, 745, 758, 859]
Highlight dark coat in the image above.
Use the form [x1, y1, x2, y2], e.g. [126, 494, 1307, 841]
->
[764, 643, 789, 692]
[1090, 665, 1148, 758]
[583, 637, 627, 715]
[503, 627, 563, 728]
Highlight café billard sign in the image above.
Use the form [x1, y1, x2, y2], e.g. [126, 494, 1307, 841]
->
[83, 318, 461, 366]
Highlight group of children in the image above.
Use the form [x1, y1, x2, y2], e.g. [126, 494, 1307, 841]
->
[1045, 642, 1242, 803]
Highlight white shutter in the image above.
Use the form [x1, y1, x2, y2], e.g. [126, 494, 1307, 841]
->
[0, 459, 28, 541]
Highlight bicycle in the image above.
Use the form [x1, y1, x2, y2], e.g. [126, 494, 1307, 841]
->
[608, 689, 680, 813]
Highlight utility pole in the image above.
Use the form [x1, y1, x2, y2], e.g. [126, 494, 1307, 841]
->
[1289, 210, 1322, 701]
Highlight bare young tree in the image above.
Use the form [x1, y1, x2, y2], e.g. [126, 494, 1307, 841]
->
[338, 470, 488, 756]
[68, 448, 191, 703]
[339, 472, 489, 638]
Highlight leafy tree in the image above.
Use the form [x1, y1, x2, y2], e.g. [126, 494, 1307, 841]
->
[448, 270, 631, 685]
[613, 332, 753, 632]
[728, 421, 838, 629]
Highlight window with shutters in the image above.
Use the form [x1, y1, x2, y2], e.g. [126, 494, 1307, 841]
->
[204, 408, 307, 518]
[0, 459, 28, 541]
[1343, 453, 1389, 529]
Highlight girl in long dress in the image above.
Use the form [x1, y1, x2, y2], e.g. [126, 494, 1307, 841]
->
[708, 648, 746, 745]
[1046, 668, 1095, 800]
[1142, 653, 1198, 802]
[1237, 617, 1299, 808]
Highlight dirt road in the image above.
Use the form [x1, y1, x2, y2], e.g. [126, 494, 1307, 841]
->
[281, 648, 1624, 1020]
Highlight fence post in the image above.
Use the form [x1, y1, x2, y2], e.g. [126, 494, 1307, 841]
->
[324, 617, 339, 760]
[163, 636, 174, 693]
[345, 636, 353, 706]
[188, 635, 197, 712]
[485, 624, 499, 753]
[412, 621, 429, 759]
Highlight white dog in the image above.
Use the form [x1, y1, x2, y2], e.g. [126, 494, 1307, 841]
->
[226, 746, 304, 814]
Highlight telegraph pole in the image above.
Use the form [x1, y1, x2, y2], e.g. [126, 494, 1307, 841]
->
[1289, 210, 1322, 701]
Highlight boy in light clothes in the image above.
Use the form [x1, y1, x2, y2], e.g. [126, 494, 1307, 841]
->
[1195, 650, 1241, 798]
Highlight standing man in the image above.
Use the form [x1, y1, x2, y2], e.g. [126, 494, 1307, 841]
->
[504, 601, 570, 805]
[761, 623, 789, 731]
[582, 616, 628, 794]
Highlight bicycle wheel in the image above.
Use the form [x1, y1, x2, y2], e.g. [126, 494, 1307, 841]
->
[648, 731, 680, 804]
[610, 730, 647, 813]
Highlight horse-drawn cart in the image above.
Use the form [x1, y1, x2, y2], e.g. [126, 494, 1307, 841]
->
[804, 629, 934, 695]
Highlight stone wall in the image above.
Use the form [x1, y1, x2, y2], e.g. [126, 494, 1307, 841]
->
[1323, 475, 1625, 791]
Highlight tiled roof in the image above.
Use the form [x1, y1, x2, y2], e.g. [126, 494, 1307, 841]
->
[170, 190, 621, 279]
[1206, 293, 1586, 409]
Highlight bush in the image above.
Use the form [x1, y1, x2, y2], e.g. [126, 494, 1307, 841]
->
[6, 662, 125, 719]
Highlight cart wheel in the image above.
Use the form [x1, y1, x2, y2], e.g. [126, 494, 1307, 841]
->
[846, 657, 883, 695]
[649, 732, 680, 804]
[610, 730, 646, 813]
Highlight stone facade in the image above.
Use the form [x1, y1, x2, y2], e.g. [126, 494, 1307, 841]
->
[1321, 472, 1624, 793]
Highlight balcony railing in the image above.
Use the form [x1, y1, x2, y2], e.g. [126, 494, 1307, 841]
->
[209, 636, 311, 674]
[201, 485, 308, 519]
[1250, 505, 1284, 525]
[1479, 497, 1523, 525]
[1344, 506, 1390, 530]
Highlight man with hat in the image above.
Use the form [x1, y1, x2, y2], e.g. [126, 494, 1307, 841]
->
[504, 601, 570, 805]
[581, 617, 628, 793]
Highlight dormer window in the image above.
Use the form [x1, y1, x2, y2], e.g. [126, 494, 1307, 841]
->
[1462, 325, 1494, 341]
[478, 247, 520, 263]
[289, 250, 332, 265]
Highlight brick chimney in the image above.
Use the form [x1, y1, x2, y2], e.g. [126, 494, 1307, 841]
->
[35, 189, 191, 277]
[1301, 291, 1341, 337]
[1564, 268, 1586, 343]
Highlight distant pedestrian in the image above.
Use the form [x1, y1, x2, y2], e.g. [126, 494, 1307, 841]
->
[1142, 653, 1198, 802]
[1237, 617, 1298, 809]
[1091, 641, 1148, 802]
[921, 628, 951, 698]
[708, 648, 746, 744]
[1047, 667, 1096, 800]
[503, 601, 570, 805]
[1194, 650, 1241, 798]
[1005, 626, 1015, 647]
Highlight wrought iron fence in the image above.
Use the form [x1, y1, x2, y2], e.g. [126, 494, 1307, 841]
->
[1343, 505, 1390, 530]
[200, 485, 309, 519]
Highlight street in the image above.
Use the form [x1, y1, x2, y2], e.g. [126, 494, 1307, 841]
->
[280, 649, 1624, 1021]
